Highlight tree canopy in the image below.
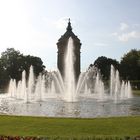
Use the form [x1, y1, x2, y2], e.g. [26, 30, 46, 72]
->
[89, 56, 120, 80]
[0, 48, 45, 89]
[0, 47, 140, 90]
[88, 49, 140, 83]
[120, 49, 140, 80]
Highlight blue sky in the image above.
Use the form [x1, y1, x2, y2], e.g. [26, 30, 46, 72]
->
[0, 0, 140, 70]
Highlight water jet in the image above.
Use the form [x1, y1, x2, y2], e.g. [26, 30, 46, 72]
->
[0, 20, 137, 118]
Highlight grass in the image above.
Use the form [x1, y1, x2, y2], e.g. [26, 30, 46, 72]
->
[133, 90, 140, 95]
[0, 115, 140, 137]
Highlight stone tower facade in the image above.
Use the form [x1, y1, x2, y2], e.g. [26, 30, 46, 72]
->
[57, 19, 81, 81]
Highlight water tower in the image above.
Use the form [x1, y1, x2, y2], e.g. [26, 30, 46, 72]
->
[57, 19, 81, 81]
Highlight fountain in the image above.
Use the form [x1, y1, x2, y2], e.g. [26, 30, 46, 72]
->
[6, 37, 132, 103]
[0, 21, 137, 118]
[64, 37, 76, 102]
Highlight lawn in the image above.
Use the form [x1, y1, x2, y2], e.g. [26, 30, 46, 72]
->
[133, 90, 140, 95]
[0, 115, 140, 137]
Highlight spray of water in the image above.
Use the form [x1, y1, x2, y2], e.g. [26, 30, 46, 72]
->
[7, 38, 132, 103]
[64, 37, 76, 102]
[110, 65, 132, 101]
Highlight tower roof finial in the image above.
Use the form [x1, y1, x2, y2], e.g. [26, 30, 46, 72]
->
[67, 18, 72, 31]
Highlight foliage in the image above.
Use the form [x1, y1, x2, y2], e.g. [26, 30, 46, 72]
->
[89, 56, 120, 80]
[0, 136, 39, 140]
[88, 49, 140, 83]
[0, 115, 140, 136]
[0, 135, 139, 140]
[120, 49, 140, 80]
[130, 80, 140, 90]
[0, 48, 45, 89]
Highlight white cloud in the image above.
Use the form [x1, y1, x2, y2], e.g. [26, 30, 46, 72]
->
[52, 17, 76, 30]
[94, 43, 109, 47]
[112, 22, 140, 42]
[120, 22, 129, 31]
[118, 31, 140, 42]
[53, 17, 69, 29]
[0, 0, 32, 50]
[111, 32, 118, 36]
[132, 24, 140, 28]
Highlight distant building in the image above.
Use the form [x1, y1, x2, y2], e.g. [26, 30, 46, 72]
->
[57, 19, 81, 81]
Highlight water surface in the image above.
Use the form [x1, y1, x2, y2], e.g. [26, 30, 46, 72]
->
[0, 95, 140, 118]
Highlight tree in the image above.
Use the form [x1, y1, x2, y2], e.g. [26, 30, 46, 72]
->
[120, 49, 140, 80]
[0, 48, 46, 89]
[0, 48, 24, 80]
[21, 55, 46, 78]
[89, 56, 120, 80]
